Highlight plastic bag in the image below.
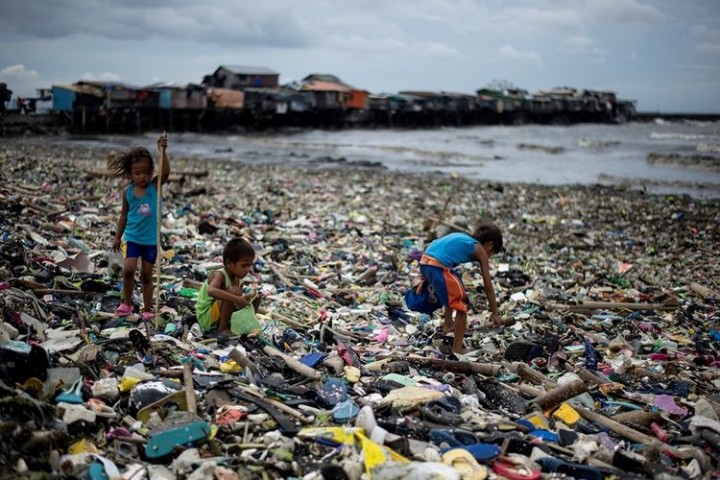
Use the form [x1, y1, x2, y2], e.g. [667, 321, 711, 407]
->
[108, 250, 124, 278]
[230, 305, 261, 335]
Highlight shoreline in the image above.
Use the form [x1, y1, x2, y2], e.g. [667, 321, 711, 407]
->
[11, 129, 720, 201]
[2, 136, 719, 290]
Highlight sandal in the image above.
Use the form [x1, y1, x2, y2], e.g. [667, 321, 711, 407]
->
[140, 311, 155, 321]
[114, 303, 134, 317]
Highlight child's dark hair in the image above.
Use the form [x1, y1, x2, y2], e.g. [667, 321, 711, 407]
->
[107, 147, 154, 177]
[223, 238, 255, 264]
[472, 222, 503, 254]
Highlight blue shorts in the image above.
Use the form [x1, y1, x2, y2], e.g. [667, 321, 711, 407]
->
[420, 264, 468, 312]
[405, 265, 468, 315]
[126, 241, 157, 264]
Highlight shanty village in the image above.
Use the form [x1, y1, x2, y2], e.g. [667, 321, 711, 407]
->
[0, 65, 640, 134]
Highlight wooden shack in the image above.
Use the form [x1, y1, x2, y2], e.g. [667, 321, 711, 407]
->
[203, 66, 279, 90]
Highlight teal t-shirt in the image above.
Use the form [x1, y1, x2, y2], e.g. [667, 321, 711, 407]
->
[425, 232, 478, 269]
[124, 182, 158, 245]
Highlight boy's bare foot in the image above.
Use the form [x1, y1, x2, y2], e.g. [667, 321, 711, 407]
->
[442, 320, 455, 334]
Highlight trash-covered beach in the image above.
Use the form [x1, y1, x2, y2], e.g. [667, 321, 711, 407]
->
[1, 136, 720, 479]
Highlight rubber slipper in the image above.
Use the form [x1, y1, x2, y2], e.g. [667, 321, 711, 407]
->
[421, 404, 463, 426]
[536, 456, 604, 480]
[441, 448, 488, 480]
[114, 303, 133, 317]
[430, 428, 479, 448]
[427, 396, 463, 414]
[55, 378, 84, 404]
[462, 443, 502, 462]
[493, 459, 542, 480]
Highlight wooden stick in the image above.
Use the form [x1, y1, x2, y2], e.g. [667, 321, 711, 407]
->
[517, 384, 544, 398]
[432, 195, 452, 233]
[262, 345, 322, 380]
[574, 406, 681, 455]
[229, 348, 260, 377]
[261, 311, 310, 330]
[611, 410, 663, 428]
[577, 369, 607, 386]
[546, 301, 678, 312]
[532, 379, 588, 410]
[154, 132, 166, 329]
[398, 356, 503, 377]
[33, 289, 93, 296]
[507, 362, 558, 386]
[426, 215, 472, 235]
[183, 363, 198, 415]
[233, 384, 312, 424]
[689, 282, 718, 298]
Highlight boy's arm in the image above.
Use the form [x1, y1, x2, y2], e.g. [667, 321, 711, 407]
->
[113, 192, 129, 250]
[157, 133, 170, 185]
[206, 271, 255, 308]
[473, 244, 501, 325]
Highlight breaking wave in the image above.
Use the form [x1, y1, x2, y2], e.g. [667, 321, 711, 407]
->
[650, 132, 712, 140]
[698, 143, 720, 153]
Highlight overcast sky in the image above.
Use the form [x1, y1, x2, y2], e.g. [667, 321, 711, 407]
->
[1, 0, 719, 113]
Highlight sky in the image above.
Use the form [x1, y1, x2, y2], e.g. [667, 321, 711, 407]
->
[1, 0, 719, 113]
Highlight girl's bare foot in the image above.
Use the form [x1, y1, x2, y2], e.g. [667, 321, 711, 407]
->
[452, 337, 466, 354]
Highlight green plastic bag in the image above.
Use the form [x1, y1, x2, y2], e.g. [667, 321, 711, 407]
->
[230, 305, 261, 335]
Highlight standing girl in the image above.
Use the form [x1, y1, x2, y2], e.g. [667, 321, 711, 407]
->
[109, 134, 170, 320]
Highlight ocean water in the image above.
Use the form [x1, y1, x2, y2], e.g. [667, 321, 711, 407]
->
[64, 120, 720, 199]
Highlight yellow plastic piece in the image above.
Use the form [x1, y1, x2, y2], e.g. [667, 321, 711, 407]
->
[526, 413, 549, 430]
[219, 360, 243, 373]
[298, 427, 409, 476]
[119, 377, 142, 392]
[69, 439, 99, 455]
[553, 402, 581, 426]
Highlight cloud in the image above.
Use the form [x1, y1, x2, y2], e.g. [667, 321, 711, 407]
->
[559, 35, 605, 58]
[584, 0, 664, 24]
[690, 25, 720, 41]
[495, 8, 585, 36]
[415, 42, 462, 58]
[0, 0, 318, 48]
[696, 42, 720, 54]
[498, 45, 543, 65]
[79, 72, 123, 82]
[0, 64, 40, 83]
[678, 63, 720, 71]
[327, 35, 408, 54]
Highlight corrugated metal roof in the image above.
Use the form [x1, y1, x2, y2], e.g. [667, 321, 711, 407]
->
[221, 65, 279, 75]
[52, 83, 104, 97]
[301, 81, 350, 92]
[303, 73, 341, 83]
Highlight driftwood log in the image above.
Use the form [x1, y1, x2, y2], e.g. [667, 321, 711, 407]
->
[263, 345, 322, 380]
[532, 380, 588, 410]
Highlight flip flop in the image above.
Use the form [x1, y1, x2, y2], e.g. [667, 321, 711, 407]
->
[114, 303, 133, 317]
[431, 428, 480, 448]
[536, 456, 604, 480]
[442, 448, 488, 480]
[55, 378, 84, 404]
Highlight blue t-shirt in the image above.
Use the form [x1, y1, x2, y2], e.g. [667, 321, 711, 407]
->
[124, 182, 158, 246]
[425, 232, 478, 269]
